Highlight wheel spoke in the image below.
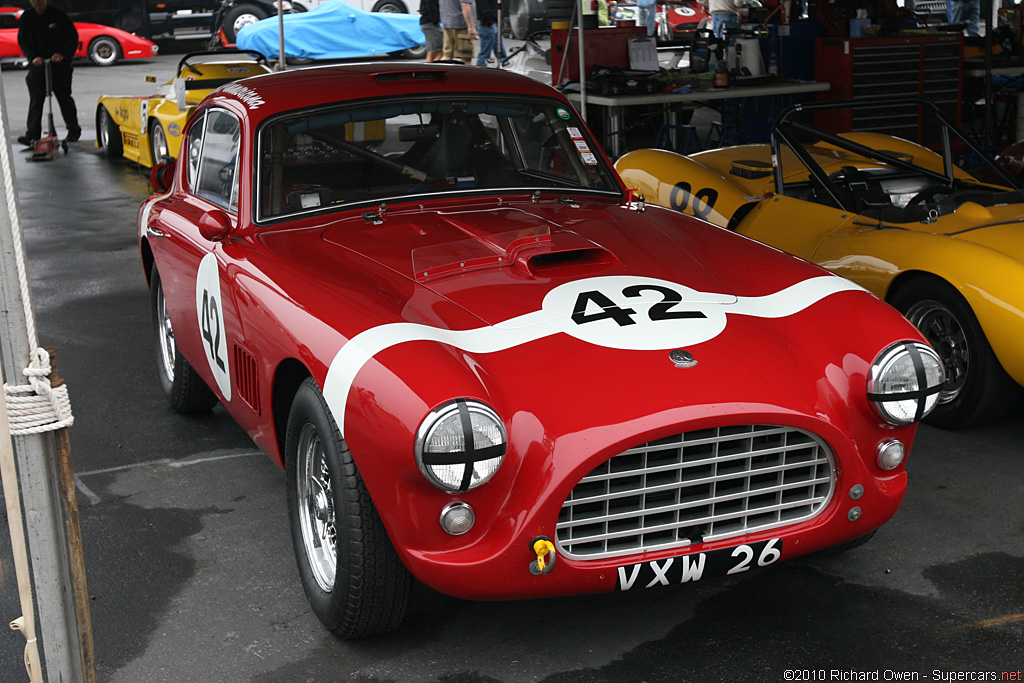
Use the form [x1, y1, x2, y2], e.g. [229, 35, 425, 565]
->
[297, 423, 336, 592]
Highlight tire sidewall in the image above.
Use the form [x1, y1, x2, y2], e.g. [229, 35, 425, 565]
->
[285, 379, 349, 629]
[891, 277, 1015, 428]
[89, 36, 120, 66]
[150, 266, 177, 400]
[224, 4, 267, 42]
[97, 107, 122, 157]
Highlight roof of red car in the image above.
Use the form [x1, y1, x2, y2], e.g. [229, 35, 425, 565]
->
[206, 62, 567, 121]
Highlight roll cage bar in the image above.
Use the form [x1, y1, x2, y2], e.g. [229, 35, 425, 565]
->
[769, 96, 1023, 214]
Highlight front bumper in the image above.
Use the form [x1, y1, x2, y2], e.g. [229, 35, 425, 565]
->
[358, 404, 910, 601]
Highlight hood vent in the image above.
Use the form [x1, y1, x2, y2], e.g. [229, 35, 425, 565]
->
[523, 247, 617, 277]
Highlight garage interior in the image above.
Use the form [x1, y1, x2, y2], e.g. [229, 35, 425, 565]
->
[0, 0, 1022, 681]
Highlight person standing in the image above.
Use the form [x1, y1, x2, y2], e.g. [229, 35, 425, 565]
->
[636, 0, 656, 37]
[947, 0, 980, 37]
[440, 0, 476, 64]
[17, 0, 81, 146]
[703, 0, 742, 38]
[474, 0, 505, 66]
[420, 0, 444, 62]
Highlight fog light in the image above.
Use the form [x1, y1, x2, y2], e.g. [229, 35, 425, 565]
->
[877, 439, 906, 471]
[439, 502, 475, 536]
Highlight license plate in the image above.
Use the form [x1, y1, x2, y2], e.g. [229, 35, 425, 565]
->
[616, 538, 783, 591]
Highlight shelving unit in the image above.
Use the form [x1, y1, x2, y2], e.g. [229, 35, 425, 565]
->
[814, 35, 963, 146]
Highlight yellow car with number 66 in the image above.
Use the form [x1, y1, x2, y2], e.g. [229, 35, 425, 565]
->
[616, 96, 1024, 429]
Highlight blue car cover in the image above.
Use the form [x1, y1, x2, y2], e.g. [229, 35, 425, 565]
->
[237, 0, 425, 60]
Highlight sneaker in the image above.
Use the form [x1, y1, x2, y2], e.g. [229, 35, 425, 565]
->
[16, 135, 36, 147]
[66, 129, 81, 142]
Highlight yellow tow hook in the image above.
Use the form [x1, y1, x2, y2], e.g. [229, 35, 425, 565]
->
[529, 535, 557, 576]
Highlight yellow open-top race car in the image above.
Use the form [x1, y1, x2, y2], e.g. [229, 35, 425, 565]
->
[616, 96, 1024, 429]
[96, 50, 272, 168]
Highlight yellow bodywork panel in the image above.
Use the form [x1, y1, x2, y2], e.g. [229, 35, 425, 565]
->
[96, 59, 271, 168]
[616, 138, 1024, 387]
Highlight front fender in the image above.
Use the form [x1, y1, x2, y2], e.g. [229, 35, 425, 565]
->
[615, 148, 756, 228]
[814, 228, 1024, 387]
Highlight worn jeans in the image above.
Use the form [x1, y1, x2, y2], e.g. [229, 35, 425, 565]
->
[947, 0, 980, 37]
[475, 22, 505, 66]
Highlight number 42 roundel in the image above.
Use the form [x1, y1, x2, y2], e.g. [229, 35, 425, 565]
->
[196, 254, 232, 401]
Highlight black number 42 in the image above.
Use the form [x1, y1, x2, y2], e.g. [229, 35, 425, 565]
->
[201, 289, 226, 371]
[571, 285, 707, 327]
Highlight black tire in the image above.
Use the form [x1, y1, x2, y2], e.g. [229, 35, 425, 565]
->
[88, 36, 121, 66]
[890, 275, 1021, 429]
[96, 107, 123, 158]
[151, 264, 219, 413]
[397, 44, 427, 59]
[285, 377, 411, 639]
[508, 0, 530, 40]
[371, 0, 407, 11]
[150, 120, 170, 166]
[816, 530, 877, 556]
[222, 3, 268, 43]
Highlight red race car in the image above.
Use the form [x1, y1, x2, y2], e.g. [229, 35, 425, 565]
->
[140, 63, 943, 638]
[0, 8, 157, 66]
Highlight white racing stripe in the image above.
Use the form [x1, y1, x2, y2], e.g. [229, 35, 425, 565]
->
[323, 274, 868, 436]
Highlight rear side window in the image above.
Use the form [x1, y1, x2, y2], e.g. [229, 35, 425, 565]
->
[185, 109, 241, 212]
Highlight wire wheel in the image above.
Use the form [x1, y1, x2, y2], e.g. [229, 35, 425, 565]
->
[296, 422, 337, 593]
[903, 299, 967, 405]
[155, 277, 176, 387]
[88, 36, 121, 66]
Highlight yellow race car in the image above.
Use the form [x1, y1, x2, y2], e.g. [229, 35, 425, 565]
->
[616, 96, 1024, 429]
[96, 50, 272, 168]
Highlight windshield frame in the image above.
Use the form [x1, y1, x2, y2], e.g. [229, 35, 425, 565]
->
[252, 92, 624, 225]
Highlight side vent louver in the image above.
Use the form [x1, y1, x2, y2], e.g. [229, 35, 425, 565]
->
[234, 346, 261, 415]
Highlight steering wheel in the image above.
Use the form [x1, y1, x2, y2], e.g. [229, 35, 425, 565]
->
[907, 185, 951, 207]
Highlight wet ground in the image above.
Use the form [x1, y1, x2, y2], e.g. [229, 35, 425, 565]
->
[0, 54, 1021, 682]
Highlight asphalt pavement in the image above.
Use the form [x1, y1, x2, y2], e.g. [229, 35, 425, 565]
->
[0, 53, 1022, 683]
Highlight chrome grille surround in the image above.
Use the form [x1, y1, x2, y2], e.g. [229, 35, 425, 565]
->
[555, 425, 836, 561]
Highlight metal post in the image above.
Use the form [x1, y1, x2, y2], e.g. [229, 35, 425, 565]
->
[983, 0, 992, 142]
[577, 0, 587, 121]
[277, 3, 287, 71]
[0, 64, 85, 683]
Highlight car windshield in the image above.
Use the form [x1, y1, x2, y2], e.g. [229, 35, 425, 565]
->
[256, 94, 620, 220]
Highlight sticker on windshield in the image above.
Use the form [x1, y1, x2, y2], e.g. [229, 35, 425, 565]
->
[573, 140, 590, 152]
[557, 108, 571, 120]
[323, 275, 867, 436]
[196, 254, 232, 401]
[581, 152, 599, 165]
[567, 126, 583, 139]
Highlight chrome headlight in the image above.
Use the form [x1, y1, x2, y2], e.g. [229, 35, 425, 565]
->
[416, 400, 506, 492]
[867, 341, 945, 425]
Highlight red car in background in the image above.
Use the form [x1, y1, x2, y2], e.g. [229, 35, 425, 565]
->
[0, 7, 158, 66]
[609, 0, 710, 41]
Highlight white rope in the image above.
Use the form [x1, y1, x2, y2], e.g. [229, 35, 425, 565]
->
[3, 347, 74, 436]
[0, 84, 36, 350]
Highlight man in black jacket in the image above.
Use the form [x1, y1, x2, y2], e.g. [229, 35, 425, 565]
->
[17, 0, 81, 146]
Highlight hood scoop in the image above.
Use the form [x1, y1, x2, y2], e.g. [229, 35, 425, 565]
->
[413, 225, 620, 282]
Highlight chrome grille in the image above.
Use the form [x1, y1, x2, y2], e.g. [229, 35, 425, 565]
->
[555, 425, 835, 560]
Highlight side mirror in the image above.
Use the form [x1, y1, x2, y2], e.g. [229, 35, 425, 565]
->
[150, 162, 175, 193]
[198, 209, 232, 242]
